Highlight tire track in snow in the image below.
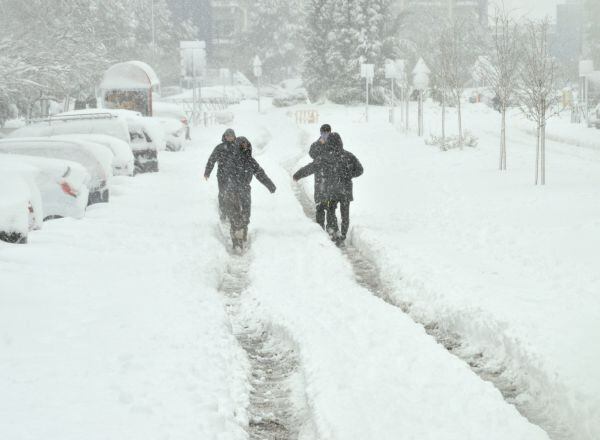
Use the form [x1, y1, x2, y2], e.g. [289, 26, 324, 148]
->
[215, 224, 316, 440]
[288, 130, 562, 440]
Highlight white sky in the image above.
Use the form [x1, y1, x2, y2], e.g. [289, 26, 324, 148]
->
[491, 0, 562, 19]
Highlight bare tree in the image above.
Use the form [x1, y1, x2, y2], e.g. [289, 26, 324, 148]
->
[437, 18, 478, 145]
[517, 19, 561, 185]
[482, 7, 522, 171]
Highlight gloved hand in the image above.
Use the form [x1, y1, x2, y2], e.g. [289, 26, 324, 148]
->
[269, 183, 277, 194]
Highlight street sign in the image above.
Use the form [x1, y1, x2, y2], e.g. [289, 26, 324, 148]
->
[361, 63, 375, 79]
[180, 41, 206, 80]
[253, 56, 263, 78]
[412, 57, 431, 90]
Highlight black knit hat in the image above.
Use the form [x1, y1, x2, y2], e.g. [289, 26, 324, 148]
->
[320, 124, 331, 133]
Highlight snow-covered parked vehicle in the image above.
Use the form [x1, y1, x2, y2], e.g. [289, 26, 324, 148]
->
[0, 171, 43, 244]
[55, 109, 161, 173]
[0, 154, 90, 220]
[52, 134, 134, 176]
[9, 112, 157, 174]
[152, 101, 189, 148]
[0, 137, 113, 205]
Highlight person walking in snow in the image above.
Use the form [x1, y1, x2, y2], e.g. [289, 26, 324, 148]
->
[308, 124, 334, 231]
[293, 132, 363, 244]
[220, 136, 277, 249]
[204, 128, 238, 221]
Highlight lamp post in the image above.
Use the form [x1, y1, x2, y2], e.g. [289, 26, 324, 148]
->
[412, 57, 431, 137]
[253, 56, 263, 113]
[360, 61, 374, 122]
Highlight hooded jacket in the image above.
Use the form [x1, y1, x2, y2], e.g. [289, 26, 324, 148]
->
[294, 133, 363, 202]
[204, 129, 237, 187]
[223, 136, 276, 194]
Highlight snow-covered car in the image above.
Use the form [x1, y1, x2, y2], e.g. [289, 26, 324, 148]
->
[9, 113, 130, 144]
[153, 101, 189, 147]
[56, 109, 161, 173]
[0, 154, 90, 220]
[52, 134, 134, 176]
[0, 137, 113, 205]
[0, 171, 43, 244]
[9, 112, 157, 174]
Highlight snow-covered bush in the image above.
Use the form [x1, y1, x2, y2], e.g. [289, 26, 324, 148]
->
[426, 132, 478, 151]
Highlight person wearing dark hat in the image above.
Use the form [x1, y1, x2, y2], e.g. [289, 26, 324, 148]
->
[293, 132, 363, 245]
[309, 124, 332, 159]
[221, 136, 276, 250]
[307, 123, 333, 230]
[204, 128, 237, 221]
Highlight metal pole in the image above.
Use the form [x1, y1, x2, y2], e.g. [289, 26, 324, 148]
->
[257, 76, 261, 113]
[390, 77, 395, 124]
[151, 0, 156, 63]
[366, 77, 369, 122]
[418, 90, 423, 136]
[585, 75, 589, 123]
[405, 88, 409, 132]
[399, 87, 404, 125]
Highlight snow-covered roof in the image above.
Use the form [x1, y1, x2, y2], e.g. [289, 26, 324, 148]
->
[126, 61, 160, 88]
[99, 61, 160, 90]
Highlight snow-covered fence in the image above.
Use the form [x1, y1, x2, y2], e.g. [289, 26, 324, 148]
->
[293, 110, 319, 125]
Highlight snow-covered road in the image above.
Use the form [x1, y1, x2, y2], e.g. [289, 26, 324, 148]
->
[4, 98, 594, 440]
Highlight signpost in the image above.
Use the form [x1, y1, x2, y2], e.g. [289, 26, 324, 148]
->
[412, 57, 431, 137]
[253, 56, 263, 113]
[360, 62, 374, 122]
[385, 60, 397, 123]
[579, 60, 594, 123]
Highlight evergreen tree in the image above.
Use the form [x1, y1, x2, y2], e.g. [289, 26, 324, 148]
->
[303, 0, 402, 103]
[303, 0, 335, 101]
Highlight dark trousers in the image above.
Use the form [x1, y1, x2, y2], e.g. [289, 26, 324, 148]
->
[217, 177, 227, 219]
[318, 200, 350, 238]
[224, 189, 251, 232]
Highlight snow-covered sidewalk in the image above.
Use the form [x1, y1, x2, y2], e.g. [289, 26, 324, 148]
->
[0, 132, 249, 440]
[296, 103, 600, 440]
[223, 104, 549, 440]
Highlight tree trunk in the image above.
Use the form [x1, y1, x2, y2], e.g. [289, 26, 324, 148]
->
[541, 121, 546, 185]
[441, 90, 446, 144]
[535, 123, 541, 185]
[500, 106, 507, 171]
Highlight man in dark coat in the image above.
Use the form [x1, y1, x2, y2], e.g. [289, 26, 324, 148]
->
[293, 132, 363, 243]
[204, 128, 237, 220]
[308, 124, 332, 230]
[221, 136, 276, 249]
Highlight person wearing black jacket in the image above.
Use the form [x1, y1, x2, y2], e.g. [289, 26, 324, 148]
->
[293, 132, 363, 243]
[221, 136, 276, 249]
[204, 128, 237, 220]
[308, 124, 332, 230]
